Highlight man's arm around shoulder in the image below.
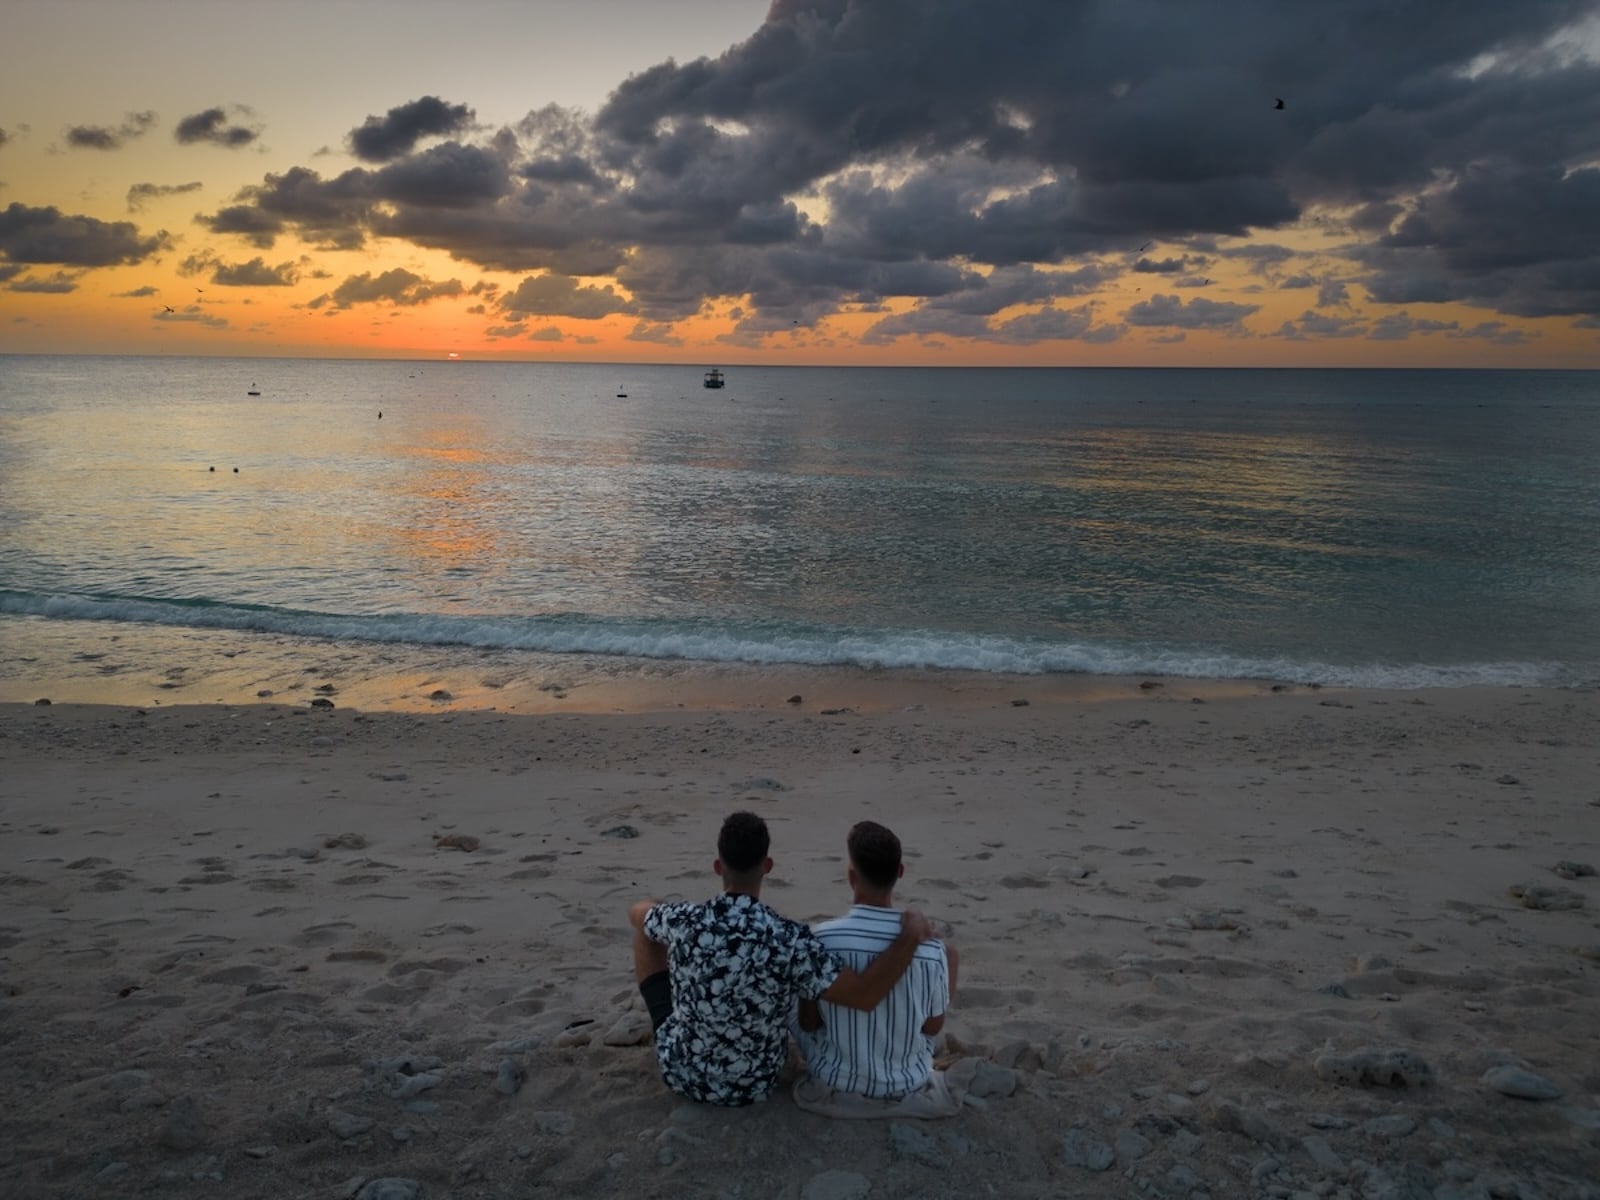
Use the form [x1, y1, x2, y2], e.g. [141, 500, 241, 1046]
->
[818, 909, 935, 1012]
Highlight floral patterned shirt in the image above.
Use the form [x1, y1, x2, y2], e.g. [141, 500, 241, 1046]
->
[643, 892, 840, 1106]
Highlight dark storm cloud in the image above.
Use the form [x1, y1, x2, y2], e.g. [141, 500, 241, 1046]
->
[199, 203, 286, 249]
[128, 180, 202, 211]
[65, 111, 155, 151]
[1356, 162, 1600, 317]
[307, 268, 465, 309]
[1133, 257, 1187, 275]
[1125, 293, 1260, 330]
[499, 272, 634, 320]
[628, 320, 684, 346]
[0, 203, 165, 266]
[196, 0, 1600, 340]
[175, 108, 260, 148]
[372, 142, 512, 207]
[348, 96, 475, 163]
[211, 257, 299, 287]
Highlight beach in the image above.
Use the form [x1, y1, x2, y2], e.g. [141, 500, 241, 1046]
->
[3, 681, 1597, 1199]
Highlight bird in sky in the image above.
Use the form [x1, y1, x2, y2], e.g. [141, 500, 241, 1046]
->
[163, 305, 175, 313]
[1274, 97, 1285, 110]
[1138, 242, 1151, 252]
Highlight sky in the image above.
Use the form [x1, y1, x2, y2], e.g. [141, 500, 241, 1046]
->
[3, 0, 1600, 367]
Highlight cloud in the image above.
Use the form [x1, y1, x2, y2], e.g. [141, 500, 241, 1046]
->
[349, 96, 475, 162]
[1124, 293, 1260, 330]
[499, 272, 634, 319]
[1450, 320, 1538, 345]
[1133, 257, 1189, 275]
[127, 181, 202, 211]
[307, 268, 465, 309]
[211, 257, 299, 287]
[1272, 309, 1366, 339]
[0, 203, 166, 267]
[175, 107, 261, 148]
[1356, 161, 1600, 318]
[6, 270, 81, 293]
[115, 285, 159, 297]
[1317, 278, 1352, 308]
[199, 203, 287, 250]
[192, 0, 1600, 343]
[627, 320, 684, 345]
[155, 306, 229, 329]
[0, 127, 10, 148]
[1369, 312, 1461, 341]
[65, 111, 156, 151]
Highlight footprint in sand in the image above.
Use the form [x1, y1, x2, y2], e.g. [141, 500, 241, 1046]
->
[388, 958, 468, 977]
[327, 948, 389, 964]
[999, 874, 1051, 889]
[199, 964, 269, 986]
[248, 877, 299, 893]
[294, 921, 356, 947]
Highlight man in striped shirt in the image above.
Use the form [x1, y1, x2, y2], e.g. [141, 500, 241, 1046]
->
[792, 821, 960, 1114]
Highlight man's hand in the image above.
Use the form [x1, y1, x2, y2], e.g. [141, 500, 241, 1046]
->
[820, 908, 937, 1011]
[899, 909, 936, 942]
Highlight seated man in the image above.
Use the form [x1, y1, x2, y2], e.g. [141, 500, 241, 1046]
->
[792, 820, 960, 1118]
[628, 810, 934, 1107]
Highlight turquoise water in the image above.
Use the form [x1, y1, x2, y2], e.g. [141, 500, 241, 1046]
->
[2, 354, 1598, 689]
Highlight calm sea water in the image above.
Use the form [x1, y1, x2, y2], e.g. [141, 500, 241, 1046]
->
[2, 354, 1598, 694]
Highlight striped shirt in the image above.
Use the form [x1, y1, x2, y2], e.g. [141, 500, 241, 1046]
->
[794, 903, 949, 1099]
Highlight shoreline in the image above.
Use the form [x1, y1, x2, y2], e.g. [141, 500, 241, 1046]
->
[3, 688, 1598, 1198]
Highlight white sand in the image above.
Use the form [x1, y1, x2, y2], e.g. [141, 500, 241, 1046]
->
[2, 683, 1597, 1199]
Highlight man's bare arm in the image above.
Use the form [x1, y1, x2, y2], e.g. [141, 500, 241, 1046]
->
[818, 910, 934, 1012]
[629, 899, 659, 933]
[920, 943, 958, 1035]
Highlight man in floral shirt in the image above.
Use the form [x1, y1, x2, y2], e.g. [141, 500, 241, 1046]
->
[629, 811, 935, 1106]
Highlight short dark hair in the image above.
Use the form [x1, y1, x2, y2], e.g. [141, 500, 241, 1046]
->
[847, 820, 901, 889]
[718, 811, 770, 874]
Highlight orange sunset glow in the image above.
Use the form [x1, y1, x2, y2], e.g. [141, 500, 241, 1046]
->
[4, 1, 1600, 367]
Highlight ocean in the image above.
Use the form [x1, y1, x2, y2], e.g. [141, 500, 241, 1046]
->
[2, 355, 1597, 707]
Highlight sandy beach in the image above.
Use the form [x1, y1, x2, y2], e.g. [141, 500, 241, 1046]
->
[2, 681, 1598, 1199]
